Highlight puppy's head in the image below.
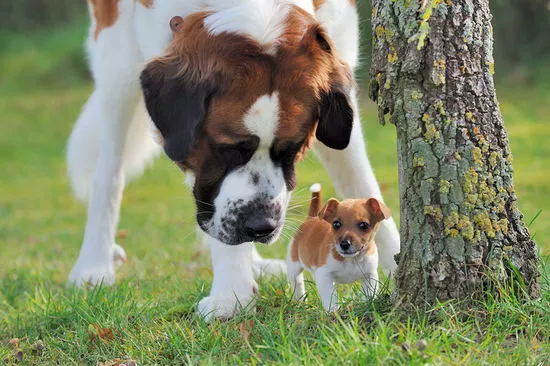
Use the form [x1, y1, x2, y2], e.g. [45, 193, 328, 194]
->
[140, 7, 354, 245]
[321, 198, 391, 257]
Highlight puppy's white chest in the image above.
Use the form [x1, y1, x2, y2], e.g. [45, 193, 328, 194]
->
[323, 254, 376, 284]
[330, 261, 367, 283]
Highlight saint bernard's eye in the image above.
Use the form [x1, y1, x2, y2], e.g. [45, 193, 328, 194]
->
[270, 139, 305, 165]
[214, 137, 259, 167]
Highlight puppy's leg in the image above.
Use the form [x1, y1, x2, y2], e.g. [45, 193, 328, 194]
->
[315, 270, 338, 312]
[198, 237, 257, 322]
[362, 271, 380, 299]
[286, 260, 305, 300]
[361, 251, 380, 299]
[68, 2, 144, 286]
[313, 90, 400, 276]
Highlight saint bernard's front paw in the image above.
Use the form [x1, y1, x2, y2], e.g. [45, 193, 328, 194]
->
[68, 262, 116, 287]
[197, 289, 257, 322]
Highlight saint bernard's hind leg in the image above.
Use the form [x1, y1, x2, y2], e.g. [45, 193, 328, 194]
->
[68, 0, 158, 285]
[251, 246, 287, 278]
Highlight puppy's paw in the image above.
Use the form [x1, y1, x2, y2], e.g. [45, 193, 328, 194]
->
[197, 292, 256, 323]
[252, 258, 287, 278]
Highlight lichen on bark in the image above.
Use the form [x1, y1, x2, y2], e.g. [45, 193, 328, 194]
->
[369, 0, 540, 306]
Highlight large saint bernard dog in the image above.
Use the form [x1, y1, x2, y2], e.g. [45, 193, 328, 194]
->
[67, 0, 400, 321]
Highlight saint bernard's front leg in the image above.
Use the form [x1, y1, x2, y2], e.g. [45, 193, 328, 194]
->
[197, 237, 258, 322]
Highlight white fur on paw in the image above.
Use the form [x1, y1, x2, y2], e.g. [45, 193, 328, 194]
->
[253, 258, 287, 278]
[68, 244, 127, 287]
[113, 243, 128, 267]
[197, 294, 256, 323]
[68, 264, 115, 287]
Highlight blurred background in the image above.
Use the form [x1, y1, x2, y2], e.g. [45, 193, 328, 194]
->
[0, 1, 548, 281]
[1, 0, 549, 89]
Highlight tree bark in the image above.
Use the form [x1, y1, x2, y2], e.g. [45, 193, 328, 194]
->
[369, 0, 540, 306]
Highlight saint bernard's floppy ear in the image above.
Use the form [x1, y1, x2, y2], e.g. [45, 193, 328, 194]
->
[140, 59, 217, 163]
[313, 27, 354, 150]
[316, 86, 353, 150]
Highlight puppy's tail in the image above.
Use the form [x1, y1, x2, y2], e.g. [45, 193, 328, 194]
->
[308, 183, 322, 217]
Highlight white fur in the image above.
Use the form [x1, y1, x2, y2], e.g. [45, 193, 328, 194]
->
[310, 183, 321, 193]
[314, 0, 359, 69]
[197, 236, 285, 321]
[69, 0, 152, 285]
[204, 0, 290, 54]
[243, 92, 279, 146]
[287, 244, 379, 312]
[67, 0, 400, 322]
[197, 236, 257, 321]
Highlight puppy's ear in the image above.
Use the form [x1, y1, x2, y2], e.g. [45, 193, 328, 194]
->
[366, 198, 391, 222]
[312, 27, 354, 150]
[321, 198, 340, 222]
[140, 60, 217, 162]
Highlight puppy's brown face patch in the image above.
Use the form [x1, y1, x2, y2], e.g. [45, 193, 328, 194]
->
[140, 7, 354, 245]
[323, 198, 391, 258]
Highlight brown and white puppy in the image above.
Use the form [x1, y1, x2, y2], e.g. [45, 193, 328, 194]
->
[286, 183, 391, 312]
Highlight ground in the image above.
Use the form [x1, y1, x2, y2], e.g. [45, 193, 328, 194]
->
[0, 24, 548, 364]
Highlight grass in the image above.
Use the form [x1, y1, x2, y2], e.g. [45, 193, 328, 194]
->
[0, 24, 549, 364]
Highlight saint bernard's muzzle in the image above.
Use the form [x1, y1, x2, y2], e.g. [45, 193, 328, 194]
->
[139, 10, 354, 245]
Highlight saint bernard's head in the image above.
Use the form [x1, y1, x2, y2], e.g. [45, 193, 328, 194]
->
[140, 4, 354, 245]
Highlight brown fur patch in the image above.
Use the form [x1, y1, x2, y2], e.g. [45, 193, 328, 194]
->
[147, 6, 351, 183]
[138, 0, 153, 7]
[366, 242, 377, 256]
[291, 218, 335, 267]
[313, 0, 325, 10]
[89, 0, 120, 40]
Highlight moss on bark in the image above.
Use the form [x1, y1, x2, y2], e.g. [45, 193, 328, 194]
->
[369, 0, 540, 306]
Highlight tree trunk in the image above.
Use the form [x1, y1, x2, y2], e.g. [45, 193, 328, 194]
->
[369, 0, 540, 306]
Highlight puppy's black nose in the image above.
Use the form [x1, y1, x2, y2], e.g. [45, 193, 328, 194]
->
[244, 217, 277, 240]
[340, 240, 352, 250]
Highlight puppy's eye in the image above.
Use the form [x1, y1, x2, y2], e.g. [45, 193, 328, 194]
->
[358, 222, 369, 231]
[332, 220, 342, 230]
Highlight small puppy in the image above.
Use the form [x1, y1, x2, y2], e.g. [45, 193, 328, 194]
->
[286, 183, 391, 312]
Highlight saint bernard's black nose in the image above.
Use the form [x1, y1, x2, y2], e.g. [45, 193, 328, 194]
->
[243, 217, 277, 240]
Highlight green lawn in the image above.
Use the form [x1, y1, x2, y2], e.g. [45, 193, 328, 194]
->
[0, 26, 549, 364]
